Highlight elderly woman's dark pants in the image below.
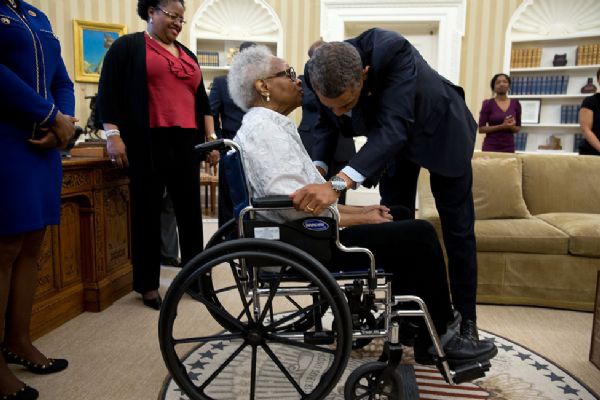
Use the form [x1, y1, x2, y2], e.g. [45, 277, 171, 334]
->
[333, 219, 454, 335]
[129, 128, 204, 294]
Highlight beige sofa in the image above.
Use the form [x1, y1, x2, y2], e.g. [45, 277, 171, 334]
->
[418, 152, 600, 311]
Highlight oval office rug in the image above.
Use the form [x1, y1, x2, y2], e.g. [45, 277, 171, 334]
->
[160, 329, 599, 400]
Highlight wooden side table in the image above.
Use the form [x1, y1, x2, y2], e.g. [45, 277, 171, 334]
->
[591, 271, 600, 369]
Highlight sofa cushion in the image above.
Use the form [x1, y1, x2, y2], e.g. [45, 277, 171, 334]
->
[472, 157, 531, 219]
[521, 154, 600, 215]
[475, 217, 569, 254]
[536, 213, 600, 257]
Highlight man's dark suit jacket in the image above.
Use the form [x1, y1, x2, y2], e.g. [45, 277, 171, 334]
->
[308, 28, 476, 186]
[209, 75, 245, 139]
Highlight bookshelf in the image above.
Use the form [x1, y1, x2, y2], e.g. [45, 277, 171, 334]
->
[503, 0, 600, 154]
[188, 0, 283, 93]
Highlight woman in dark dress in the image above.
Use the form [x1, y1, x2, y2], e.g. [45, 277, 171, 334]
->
[478, 73, 522, 153]
[97, 0, 218, 310]
[0, 0, 74, 398]
[579, 68, 600, 155]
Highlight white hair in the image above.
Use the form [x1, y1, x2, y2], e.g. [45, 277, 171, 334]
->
[227, 45, 274, 111]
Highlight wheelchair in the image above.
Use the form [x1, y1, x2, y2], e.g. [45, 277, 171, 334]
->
[158, 139, 492, 400]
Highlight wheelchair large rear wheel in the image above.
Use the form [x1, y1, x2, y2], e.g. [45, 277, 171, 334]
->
[159, 239, 352, 400]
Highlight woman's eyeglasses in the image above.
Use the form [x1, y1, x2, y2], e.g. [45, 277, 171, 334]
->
[263, 67, 297, 82]
[156, 7, 186, 24]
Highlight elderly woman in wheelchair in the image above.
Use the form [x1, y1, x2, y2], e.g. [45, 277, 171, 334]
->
[158, 46, 496, 400]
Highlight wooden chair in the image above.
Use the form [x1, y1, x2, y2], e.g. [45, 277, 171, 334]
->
[200, 161, 219, 216]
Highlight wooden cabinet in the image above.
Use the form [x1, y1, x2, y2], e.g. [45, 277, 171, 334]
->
[31, 156, 132, 339]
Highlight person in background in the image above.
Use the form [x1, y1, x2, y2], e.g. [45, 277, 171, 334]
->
[228, 45, 497, 367]
[302, 29, 481, 340]
[578, 68, 600, 155]
[298, 39, 355, 205]
[0, 0, 75, 398]
[478, 73, 521, 153]
[96, 0, 218, 310]
[209, 41, 255, 226]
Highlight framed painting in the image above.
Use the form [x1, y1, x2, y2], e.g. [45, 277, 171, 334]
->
[73, 20, 127, 83]
[520, 99, 542, 124]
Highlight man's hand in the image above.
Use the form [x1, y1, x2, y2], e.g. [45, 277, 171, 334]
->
[28, 128, 59, 149]
[290, 182, 339, 215]
[106, 135, 129, 168]
[49, 111, 77, 149]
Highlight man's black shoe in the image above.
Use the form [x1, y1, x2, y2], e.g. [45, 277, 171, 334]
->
[161, 257, 181, 268]
[414, 332, 497, 367]
[460, 319, 479, 340]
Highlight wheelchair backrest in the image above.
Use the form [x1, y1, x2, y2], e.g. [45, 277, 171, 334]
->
[222, 149, 250, 220]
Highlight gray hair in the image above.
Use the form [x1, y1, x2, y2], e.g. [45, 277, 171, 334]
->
[308, 42, 363, 98]
[228, 45, 274, 111]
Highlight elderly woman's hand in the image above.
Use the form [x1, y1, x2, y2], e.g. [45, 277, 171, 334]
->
[290, 182, 339, 215]
[207, 149, 220, 165]
[50, 111, 78, 149]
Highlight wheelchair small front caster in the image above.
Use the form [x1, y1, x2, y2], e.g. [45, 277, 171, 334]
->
[344, 361, 406, 399]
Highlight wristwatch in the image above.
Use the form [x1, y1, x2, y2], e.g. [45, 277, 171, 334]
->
[329, 175, 348, 193]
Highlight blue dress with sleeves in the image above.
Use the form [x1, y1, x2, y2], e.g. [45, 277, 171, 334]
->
[0, 0, 75, 235]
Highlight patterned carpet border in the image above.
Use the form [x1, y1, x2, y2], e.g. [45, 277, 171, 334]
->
[159, 329, 600, 400]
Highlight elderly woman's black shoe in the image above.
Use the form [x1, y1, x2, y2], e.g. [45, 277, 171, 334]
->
[1, 346, 68, 375]
[1, 384, 39, 400]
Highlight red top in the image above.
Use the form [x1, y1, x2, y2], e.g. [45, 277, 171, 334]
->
[145, 33, 201, 129]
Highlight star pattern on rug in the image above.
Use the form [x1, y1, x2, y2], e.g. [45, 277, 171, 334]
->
[559, 384, 580, 395]
[531, 361, 549, 370]
[546, 371, 565, 382]
[515, 351, 532, 361]
[189, 359, 208, 370]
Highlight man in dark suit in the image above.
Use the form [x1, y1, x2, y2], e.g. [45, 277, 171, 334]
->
[294, 28, 480, 339]
[209, 41, 255, 226]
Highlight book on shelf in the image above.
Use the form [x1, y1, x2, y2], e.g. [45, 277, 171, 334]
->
[514, 132, 528, 151]
[197, 50, 219, 67]
[573, 133, 585, 152]
[576, 44, 600, 65]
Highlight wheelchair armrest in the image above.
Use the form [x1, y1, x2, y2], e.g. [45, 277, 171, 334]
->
[251, 195, 293, 208]
[194, 139, 226, 157]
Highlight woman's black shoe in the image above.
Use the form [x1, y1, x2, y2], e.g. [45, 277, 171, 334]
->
[1, 346, 68, 375]
[142, 294, 162, 310]
[1, 384, 39, 400]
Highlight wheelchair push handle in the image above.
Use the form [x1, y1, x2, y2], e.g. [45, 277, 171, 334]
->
[194, 139, 227, 157]
[251, 195, 293, 208]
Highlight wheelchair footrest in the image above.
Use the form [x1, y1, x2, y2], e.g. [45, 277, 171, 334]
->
[450, 360, 491, 384]
[304, 331, 335, 345]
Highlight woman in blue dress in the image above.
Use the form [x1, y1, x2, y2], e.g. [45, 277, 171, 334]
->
[0, 0, 76, 398]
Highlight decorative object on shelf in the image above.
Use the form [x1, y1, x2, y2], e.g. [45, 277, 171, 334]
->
[552, 53, 567, 67]
[520, 99, 541, 124]
[226, 47, 238, 65]
[538, 135, 562, 150]
[581, 77, 598, 94]
[73, 20, 127, 83]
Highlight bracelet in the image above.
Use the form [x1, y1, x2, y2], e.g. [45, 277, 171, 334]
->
[105, 129, 120, 138]
[207, 132, 217, 141]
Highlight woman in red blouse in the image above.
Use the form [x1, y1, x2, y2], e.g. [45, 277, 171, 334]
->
[97, 0, 218, 310]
